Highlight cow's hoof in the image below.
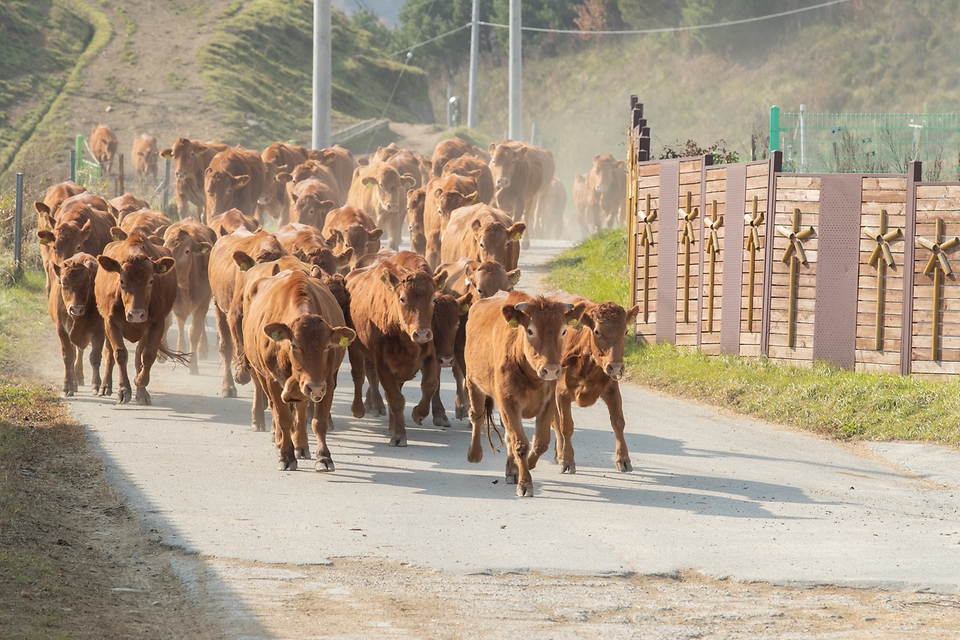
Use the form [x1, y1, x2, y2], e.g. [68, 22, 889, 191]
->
[412, 409, 426, 426]
[505, 472, 518, 485]
[388, 435, 407, 447]
[516, 483, 534, 497]
[117, 388, 131, 404]
[455, 405, 467, 420]
[64, 388, 75, 398]
[351, 402, 365, 419]
[315, 458, 335, 472]
[433, 414, 450, 428]
[189, 366, 199, 376]
[295, 447, 311, 460]
[221, 387, 237, 399]
[99, 384, 112, 397]
[235, 370, 250, 385]
[135, 388, 152, 406]
[278, 458, 298, 471]
[616, 460, 633, 473]
[559, 463, 576, 474]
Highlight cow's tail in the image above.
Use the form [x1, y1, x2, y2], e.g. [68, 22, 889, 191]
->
[484, 397, 505, 453]
[158, 343, 191, 367]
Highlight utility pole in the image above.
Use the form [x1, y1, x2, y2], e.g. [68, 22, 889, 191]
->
[508, 0, 522, 140]
[467, 0, 479, 129]
[312, 0, 331, 149]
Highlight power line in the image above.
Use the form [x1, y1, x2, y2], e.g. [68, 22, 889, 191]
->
[390, 22, 470, 56]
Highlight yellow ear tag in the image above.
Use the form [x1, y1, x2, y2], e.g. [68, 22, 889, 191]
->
[113, 233, 122, 241]
[338, 337, 351, 348]
[271, 331, 281, 341]
[508, 318, 519, 329]
[567, 318, 582, 328]
[201, 246, 210, 254]
[39, 237, 50, 245]
[511, 232, 523, 241]
[239, 262, 250, 272]
[461, 304, 471, 313]
[158, 264, 168, 273]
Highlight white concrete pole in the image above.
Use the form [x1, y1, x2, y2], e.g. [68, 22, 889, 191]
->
[467, 0, 480, 129]
[312, 0, 331, 149]
[508, 0, 522, 140]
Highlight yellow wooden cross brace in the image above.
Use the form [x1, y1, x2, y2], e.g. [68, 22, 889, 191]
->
[777, 208, 814, 349]
[744, 196, 764, 333]
[639, 193, 657, 323]
[917, 217, 960, 360]
[863, 209, 902, 350]
[704, 200, 723, 332]
[679, 191, 698, 324]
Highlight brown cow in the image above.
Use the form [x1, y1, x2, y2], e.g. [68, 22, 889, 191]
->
[259, 142, 309, 223]
[208, 208, 259, 237]
[426, 291, 472, 427]
[159, 138, 229, 220]
[37, 194, 115, 275]
[49, 253, 111, 397]
[308, 145, 355, 205]
[95, 231, 182, 405]
[113, 209, 171, 241]
[538, 177, 569, 239]
[244, 269, 354, 471]
[132, 134, 159, 195]
[320, 205, 383, 272]
[406, 187, 427, 255]
[430, 137, 485, 178]
[442, 154, 494, 205]
[345, 251, 447, 446]
[574, 154, 622, 236]
[208, 228, 287, 397]
[529, 147, 556, 238]
[205, 146, 266, 219]
[90, 125, 118, 174]
[107, 193, 150, 223]
[35, 181, 85, 222]
[289, 177, 337, 229]
[464, 290, 584, 497]
[553, 294, 640, 473]
[163, 219, 217, 375]
[488, 140, 546, 248]
[440, 203, 525, 271]
[422, 174, 478, 270]
[348, 162, 417, 252]
[275, 223, 352, 276]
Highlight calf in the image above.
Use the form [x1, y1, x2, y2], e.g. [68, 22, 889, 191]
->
[204, 146, 266, 219]
[163, 219, 217, 374]
[159, 137, 229, 220]
[321, 205, 383, 272]
[244, 269, 354, 471]
[208, 208, 259, 237]
[464, 290, 584, 497]
[132, 133, 159, 194]
[289, 177, 337, 229]
[90, 124, 118, 174]
[574, 154, 622, 236]
[348, 162, 416, 252]
[440, 203, 525, 270]
[553, 295, 640, 473]
[422, 173, 478, 270]
[95, 231, 182, 405]
[442, 154, 494, 204]
[259, 142, 308, 223]
[406, 188, 426, 255]
[276, 223, 352, 277]
[345, 252, 446, 446]
[49, 253, 111, 397]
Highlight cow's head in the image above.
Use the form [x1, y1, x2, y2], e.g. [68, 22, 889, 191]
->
[435, 185, 478, 220]
[38, 217, 92, 265]
[290, 189, 336, 229]
[52, 253, 98, 317]
[205, 167, 250, 216]
[465, 260, 520, 299]
[163, 228, 212, 285]
[380, 266, 446, 344]
[432, 292, 473, 368]
[98, 241, 175, 324]
[362, 166, 415, 215]
[232, 232, 288, 271]
[406, 188, 427, 255]
[574, 301, 640, 381]
[588, 154, 619, 202]
[501, 296, 585, 381]
[258, 163, 293, 212]
[488, 142, 527, 189]
[327, 224, 382, 271]
[266, 310, 355, 404]
[471, 219, 525, 266]
[161, 137, 204, 180]
[293, 240, 352, 277]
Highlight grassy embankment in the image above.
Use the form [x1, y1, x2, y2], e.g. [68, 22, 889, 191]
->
[546, 229, 960, 445]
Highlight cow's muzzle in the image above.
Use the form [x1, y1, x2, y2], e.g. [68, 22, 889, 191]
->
[496, 177, 510, 188]
[538, 363, 562, 380]
[438, 355, 454, 368]
[605, 362, 625, 380]
[126, 309, 147, 323]
[68, 304, 85, 316]
[412, 328, 433, 344]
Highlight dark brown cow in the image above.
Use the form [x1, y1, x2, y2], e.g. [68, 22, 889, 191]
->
[430, 137, 485, 178]
[422, 174, 478, 270]
[163, 219, 217, 375]
[208, 208, 259, 237]
[159, 138, 229, 220]
[49, 253, 111, 397]
[553, 294, 640, 473]
[259, 142, 309, 223]
[440, 203, 525, 270]
[275, 223, 352, 276]
[348, 162, 417, 252]
[574, 154, 623, 235]
[95, 231, 182, 405]
[488, 140, 546, 247]
[406, 187, 427, 255]
[132, 133, 159, 194]
[321, 206, 383, 272]
[289, 177, 337, 229]
[205, 146, 266, 219]
[308, 145, 355, 205]
[208, 228, 287, 397]
[426, 291, 472, 427]
[107, 193, 150, 223]
[244, 269, 354, 471]
[464, 290, 584, 497]
[91, 125, 118, 174]
[442, 154, 494, 205]
[345, 251, 447, 446]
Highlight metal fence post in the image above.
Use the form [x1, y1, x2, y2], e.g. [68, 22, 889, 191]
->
[14, 172, 24, 277]
[770, 105, 781, 154]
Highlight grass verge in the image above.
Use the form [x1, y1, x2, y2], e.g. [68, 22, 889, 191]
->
[545, 229, 960, 445]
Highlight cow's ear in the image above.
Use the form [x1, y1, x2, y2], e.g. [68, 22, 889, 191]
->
[471, 219, 483, 235]
[153, 257, 176, 274]
[111, 226, 127, 242]
[293, 246, 308, 261]
[43, 213, 57, 230]
[368, 228, 384, 242]
[148, 235, 164, 246]
[79, 219, 92, 239]
[232, 250, 255, 271]
[321, 150, 336, 165]
[508, 222, 526, 242]
[463, 263, 475, 278]
[52, 262, 62, 279]
[501, 304, 527, 329]
[456, 291, 473, 315]
[330, 326, 356, 349]
[233, 175, 250, 189]
[199, 242, 212, 255]
[98, 255, 122, 273]
[264, 322, 293, 342]
[578, 311, 596, 331]
[37, 229, 55, 245]
[357, 157, 369, 167]
[401, 173, 417, 189]
[35, 201, 50, 215]
[594, 154, 602, 163]
[336, 247, 354, 267]
[507, 268, 521, 286]
[380, 267, 400, 290]
[325, 229, 342, 246]
[277, 172, 292, 185]
[616, 160, 626, 170]
[463, 191, 479, 205]
[625, 304, 640, 326]
[319, 200, 336, 215]
[309, 265, 324, 279]
[516, 147, 527, 159]
[159, 147, 172, 159]
[155, 225, 169, 239]
[563, 302, 587, 326]
[362, 176, 377, 188]
[488, 142, 497, 153]
[204, 166, 214, 176]
[107, 203, 121, 220]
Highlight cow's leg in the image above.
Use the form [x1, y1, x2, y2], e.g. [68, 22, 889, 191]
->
[497, 399, 533, 497]
[292, 401, 311, 460]
[414, 355, 440, 426]
[175, 311, 188, 354]
[106, 321, 131, 404]
[56, 324, 78, 397]
[388, 212, 402, 251]
[554, 390, 577, 474]
[176, 189, 189, 223]
[453, 359, 468, 421]
[266, 380, 297, 470]
[99, 339, 114, 397]
[364, 358, 386, 417]
[601, 381, 631, 472]
[250, 374, 267, 432]
[197, 309, 210, 361]
[73, 346, 85, 389]
[312, 383, 337, 472]
[88, 327, 105, 395]
[133, 323, 166, 406]
[528, 394, 556, 471]
[187, 308, 205, 375]
[214, 304, 237, 397]
[465, 380, 488, 464]
[347, 343, 366, 418]
[375, 363, 407, 447]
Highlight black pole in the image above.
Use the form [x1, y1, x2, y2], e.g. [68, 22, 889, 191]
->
[14, 172, 24, 277]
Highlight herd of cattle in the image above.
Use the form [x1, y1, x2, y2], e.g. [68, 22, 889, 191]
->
[37, 126, 637, 497]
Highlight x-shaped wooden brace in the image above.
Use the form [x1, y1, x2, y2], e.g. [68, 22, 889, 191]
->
[744, 196, 764, 333]
[777, 208, 815, 349]
[917, 218, 960, 360]
[639, 193, 657, 323]
[704, 200, 724, 332]
[863, 209, 902, 350]
[679, 191, 698, 324]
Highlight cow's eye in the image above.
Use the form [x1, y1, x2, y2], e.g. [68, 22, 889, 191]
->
[399, 295, 407, 304]
[526, 327, 534, 338]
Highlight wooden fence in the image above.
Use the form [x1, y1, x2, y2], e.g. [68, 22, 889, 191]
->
[625, 128, 960, 377]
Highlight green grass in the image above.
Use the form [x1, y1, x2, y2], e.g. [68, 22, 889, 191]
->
[546, 229, 960, 445]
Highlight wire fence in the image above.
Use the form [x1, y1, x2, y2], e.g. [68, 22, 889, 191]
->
[772, 107, 960, 181]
